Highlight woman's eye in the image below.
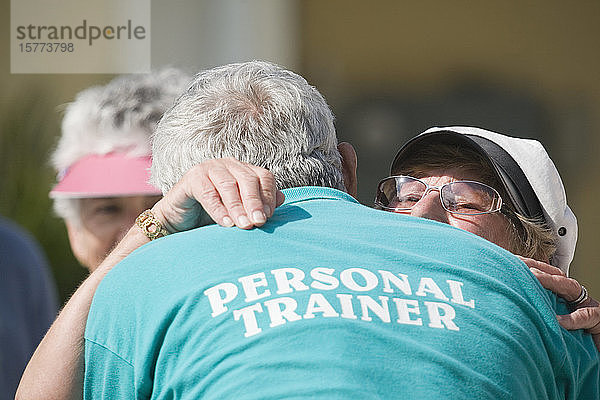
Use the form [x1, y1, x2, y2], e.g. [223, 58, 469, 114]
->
[398, 194, 421, 203]
[94, 205, 121, 215]
[454, 202, 482, 211]
[393, 195, 420, 208]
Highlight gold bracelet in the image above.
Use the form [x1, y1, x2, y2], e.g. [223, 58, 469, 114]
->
[135, 209, 169, 240]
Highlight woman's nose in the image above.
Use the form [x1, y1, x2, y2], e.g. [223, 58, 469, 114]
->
[409, 190, 449, 224]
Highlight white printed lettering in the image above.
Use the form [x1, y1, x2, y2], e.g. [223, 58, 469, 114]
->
[271, 268, 309, 294]
[204, 282, 239, 317]
[233, 303, 264, 337]
[310, 267, 339, 290]
[392, 298, 423, 326]
[336, 294, 358, 319]
[210, 267, 472, 338]
[378, 270, 412, 295]
[358, 295, 391, 323]
[447, 280, 475, 308]
[303, 293, 339, 319]
[340, 268, 378, 292]
[238, 272, 271, 302]
[424, 301, 459, 331]
[264, 297, 302, 328]
[416, 277, 450, 301]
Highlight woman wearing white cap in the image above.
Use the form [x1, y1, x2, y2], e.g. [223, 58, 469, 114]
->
[372, 126, 598, 346]
[18, 125, 598, 398]
[49, 68, 190, 271]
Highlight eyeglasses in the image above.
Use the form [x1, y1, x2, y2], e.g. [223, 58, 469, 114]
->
[374, 175, 503, 215]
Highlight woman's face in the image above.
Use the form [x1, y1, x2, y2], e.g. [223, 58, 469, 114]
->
[66, 195, 162, 272]
[387, 168, 515, 252]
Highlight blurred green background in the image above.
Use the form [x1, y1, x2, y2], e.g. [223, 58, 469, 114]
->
[2, 0, 599, 304]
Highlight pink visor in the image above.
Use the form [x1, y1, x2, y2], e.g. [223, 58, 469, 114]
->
[49, 153, 162, 198]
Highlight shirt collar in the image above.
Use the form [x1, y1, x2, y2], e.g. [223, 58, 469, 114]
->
[281, 186, 360, 206]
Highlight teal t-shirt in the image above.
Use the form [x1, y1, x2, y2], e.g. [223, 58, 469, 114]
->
[84, 187, 598, 399]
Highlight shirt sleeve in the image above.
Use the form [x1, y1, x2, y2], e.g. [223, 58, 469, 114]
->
[84, 339, 138, 399]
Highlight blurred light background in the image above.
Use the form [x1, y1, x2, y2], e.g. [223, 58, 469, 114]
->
[1, 0, 599, 303]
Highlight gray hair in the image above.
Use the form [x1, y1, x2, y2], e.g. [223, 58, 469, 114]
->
[52, 68, 191, 223]
[150, 61, 344, 194]
[393, 142, 557, 262]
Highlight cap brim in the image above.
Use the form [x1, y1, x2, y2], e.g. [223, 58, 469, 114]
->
[390, 130, 543, 220]
[50, 153, 161, 198]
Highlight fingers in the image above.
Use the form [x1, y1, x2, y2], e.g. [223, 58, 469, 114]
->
[520, 256, 583, 303]
[517, 256, 565, 276]
[211, 164, 264, 229]
[187, 161, 251, 229]
[559, 305, 600, 352]
[153, 158, 281, 231]
[190, 166, 238, 228]
[558, 306, 600, 332]
[247, 164, 285, 217]
[158, 166, 232, 231]
[275, 190, 286, 208]
[247, 165, 275, 217]
[529, 268, 583, 303]
[190, 158, 279, 229]
[560, 298, 600, 352]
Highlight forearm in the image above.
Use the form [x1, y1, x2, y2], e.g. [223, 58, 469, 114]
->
[16, 226, 149, 400]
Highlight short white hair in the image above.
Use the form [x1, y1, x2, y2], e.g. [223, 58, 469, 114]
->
[51, 68, 191, 222]
[151, 61, 344, 194]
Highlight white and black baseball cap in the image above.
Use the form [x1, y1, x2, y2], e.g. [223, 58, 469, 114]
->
[390, 126, 577, 275]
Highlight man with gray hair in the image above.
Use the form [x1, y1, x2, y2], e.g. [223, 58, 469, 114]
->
[72, 61, 599, 399]
[151, 62, 346, 195]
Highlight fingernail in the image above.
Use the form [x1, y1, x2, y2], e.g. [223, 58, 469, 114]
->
[253, 210, 266, 224]
[263, 205, 271, 216]
[237, 215, 251, 227]
[222, 216, 234, 227]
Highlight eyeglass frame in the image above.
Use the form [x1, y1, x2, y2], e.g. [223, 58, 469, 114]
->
[374, 175, 506, 216]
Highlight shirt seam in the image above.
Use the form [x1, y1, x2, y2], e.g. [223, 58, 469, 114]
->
[86, 337, 134, 367]
[282, 196, 350, 206]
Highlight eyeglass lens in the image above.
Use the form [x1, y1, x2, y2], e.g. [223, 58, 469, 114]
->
[375, 176, 502, 215]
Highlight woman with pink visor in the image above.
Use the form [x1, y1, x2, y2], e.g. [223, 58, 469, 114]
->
[49, 68, 190, 272]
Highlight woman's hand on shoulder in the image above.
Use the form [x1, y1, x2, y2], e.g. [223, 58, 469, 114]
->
[520, 256, 600, 351]
[152, 158, 285, 232]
